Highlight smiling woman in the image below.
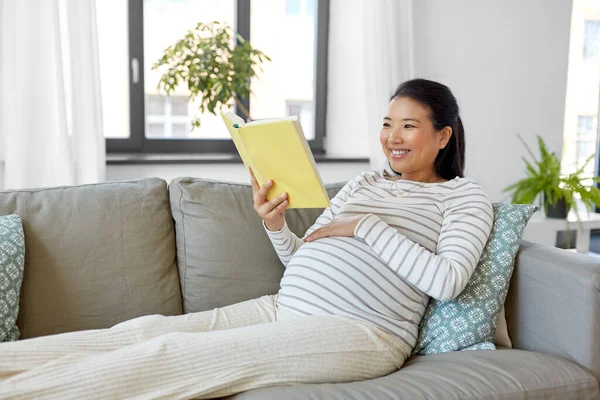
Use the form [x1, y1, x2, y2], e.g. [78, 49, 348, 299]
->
[0, 79, 493, 400]
[263, 79, 491, 345]
[382, 79, 465, 183]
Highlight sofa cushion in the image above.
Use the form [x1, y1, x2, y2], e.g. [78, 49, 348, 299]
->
[0, 214, 25, 341]
[413, 203, 538, 355]
[494, 307, 512, 348]
[0, 178, 182, 339]
[228, 349, 599, 400]
[169, 178, 345, 313]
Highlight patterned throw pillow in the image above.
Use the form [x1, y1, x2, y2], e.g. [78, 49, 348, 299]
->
[0, 214, 25, 342]
[412, 203, 538, 355]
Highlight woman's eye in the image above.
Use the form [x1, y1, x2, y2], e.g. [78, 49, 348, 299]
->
[404, 124, 415, 129]
[383, 122, 391, 128]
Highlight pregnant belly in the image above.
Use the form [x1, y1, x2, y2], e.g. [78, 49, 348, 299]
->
[278, 236, 425, 320]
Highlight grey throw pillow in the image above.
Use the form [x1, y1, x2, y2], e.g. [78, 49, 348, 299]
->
[168, 178, 345, 313]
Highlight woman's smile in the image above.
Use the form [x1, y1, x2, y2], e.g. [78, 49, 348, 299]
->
[390, 149, 411, 160]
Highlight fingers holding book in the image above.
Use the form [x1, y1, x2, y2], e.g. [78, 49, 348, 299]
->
[250, 168, 272, 202]
[250, 168, 288, 231]
[249, 167, 261, 195]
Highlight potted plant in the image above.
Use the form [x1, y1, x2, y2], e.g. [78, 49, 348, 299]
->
[503, 134, 600, 234]
[151, 21, 271, 126]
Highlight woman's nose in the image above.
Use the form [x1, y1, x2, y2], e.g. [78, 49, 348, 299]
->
[388, 128, 403, 142]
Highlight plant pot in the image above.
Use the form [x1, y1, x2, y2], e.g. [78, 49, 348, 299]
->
[544, 197, 570, 219]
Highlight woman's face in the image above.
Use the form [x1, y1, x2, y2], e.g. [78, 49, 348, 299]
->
[380, 96, 451, 180]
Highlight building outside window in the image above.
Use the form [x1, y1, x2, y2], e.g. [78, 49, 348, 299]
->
[576, 116, 598, 168]
[146, 95, 190, 139]
[584, 20, 600, 62]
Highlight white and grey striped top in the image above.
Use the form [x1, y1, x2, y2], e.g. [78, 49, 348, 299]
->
[265, 169, 493, 350]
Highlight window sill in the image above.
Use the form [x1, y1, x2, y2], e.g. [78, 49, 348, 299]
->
[106, 153, 369, 165]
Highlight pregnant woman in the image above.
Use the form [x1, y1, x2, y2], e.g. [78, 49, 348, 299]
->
[0, 78, 492, 399]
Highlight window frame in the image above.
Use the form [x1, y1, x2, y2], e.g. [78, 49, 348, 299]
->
[106, 0, 329, 155]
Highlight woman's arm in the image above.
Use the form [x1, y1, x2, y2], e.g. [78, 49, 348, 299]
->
[264, 175, 361, 267]
[354, 181, 493, 301]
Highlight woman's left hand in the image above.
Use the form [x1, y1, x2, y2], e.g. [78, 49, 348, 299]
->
[304, 215, 364, 242]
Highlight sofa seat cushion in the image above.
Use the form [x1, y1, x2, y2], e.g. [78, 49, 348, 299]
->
[228, 349, 599, 400]
[0, 178, 182, 338]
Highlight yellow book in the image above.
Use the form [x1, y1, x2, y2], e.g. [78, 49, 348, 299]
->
[220, 111, 330, 208]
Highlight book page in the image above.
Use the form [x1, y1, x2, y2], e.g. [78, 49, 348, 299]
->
[222, 111, 246, 127]
[220, 111, 251, 171]
[292, 119, 329, 203]
[245, 116, 297, 126]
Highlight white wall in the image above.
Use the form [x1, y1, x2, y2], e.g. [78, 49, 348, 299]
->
[412, 0, 573, 202]
[106, 162, 369, 186]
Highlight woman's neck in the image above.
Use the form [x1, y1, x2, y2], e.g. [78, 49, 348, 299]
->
[400, 172, 445, 183]
[385, 166, 445, 183]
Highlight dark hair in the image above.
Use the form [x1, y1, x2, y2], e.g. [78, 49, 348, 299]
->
[390, 78, 465, 179]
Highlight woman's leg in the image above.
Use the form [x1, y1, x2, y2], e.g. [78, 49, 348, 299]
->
[0, 314, 410, 400]
[0, 295, 278, 379]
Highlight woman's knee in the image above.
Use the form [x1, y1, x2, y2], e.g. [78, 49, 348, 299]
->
[111, 314, 165, 330]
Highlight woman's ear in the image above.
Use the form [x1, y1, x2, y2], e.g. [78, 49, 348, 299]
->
[439, 126, 453, 148]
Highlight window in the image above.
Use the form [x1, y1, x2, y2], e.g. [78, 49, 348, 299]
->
[146, 95, 190, 139]
[250, 0, 320, 141]
[286, 0, 315, 17]
[286, 100, 314, 139]
[576, 116, 598, 167]
[286, 0, 302, 15]
[584, 20, 600, 62]
[98, 0, 329, 154]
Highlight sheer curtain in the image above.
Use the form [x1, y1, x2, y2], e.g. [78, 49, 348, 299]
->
[326, 0, 414, 170]
[0, 0, 105, 190]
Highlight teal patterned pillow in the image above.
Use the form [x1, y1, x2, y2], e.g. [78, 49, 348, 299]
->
[412, 203, 538, 355]
[0, 214, 25, 342]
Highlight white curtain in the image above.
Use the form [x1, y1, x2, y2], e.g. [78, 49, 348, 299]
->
[326, 0, 414, 170]
[0, 0, 105, 190]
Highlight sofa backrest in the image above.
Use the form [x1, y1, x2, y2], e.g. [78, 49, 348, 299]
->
[0, 178, 182, 339]
[169, 177, 345, 313]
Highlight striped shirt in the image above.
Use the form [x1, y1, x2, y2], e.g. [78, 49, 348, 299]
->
[264, 169, 493, 351]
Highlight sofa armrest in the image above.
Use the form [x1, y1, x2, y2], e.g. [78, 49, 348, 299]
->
[505, 240, 600, 381]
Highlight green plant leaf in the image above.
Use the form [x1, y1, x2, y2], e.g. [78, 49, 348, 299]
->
[151, 21, 271, 125]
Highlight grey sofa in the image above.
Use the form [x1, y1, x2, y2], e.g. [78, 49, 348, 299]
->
[1, 177, 599, 399]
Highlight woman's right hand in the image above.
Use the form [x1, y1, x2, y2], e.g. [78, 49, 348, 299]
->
[250, 168, 288, 231]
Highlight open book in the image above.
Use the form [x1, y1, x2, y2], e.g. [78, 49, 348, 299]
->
[220, 111, 330, 208]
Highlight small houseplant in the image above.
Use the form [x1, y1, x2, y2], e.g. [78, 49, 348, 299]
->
[151, 21, 271, 126]
[503, 134, 600, 246]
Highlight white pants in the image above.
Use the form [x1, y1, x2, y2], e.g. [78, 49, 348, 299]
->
[0, 295, 410, 399]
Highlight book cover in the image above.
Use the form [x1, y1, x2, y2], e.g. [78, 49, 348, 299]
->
[220, 111, 329, 208]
